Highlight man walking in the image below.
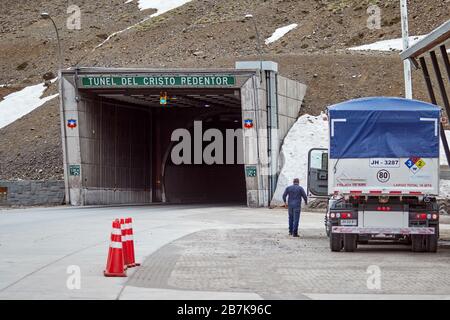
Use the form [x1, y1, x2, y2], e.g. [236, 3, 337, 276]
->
[282, 178, 308, 237]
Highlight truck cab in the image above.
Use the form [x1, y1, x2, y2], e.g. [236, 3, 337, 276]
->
[307, 97, 441, 252]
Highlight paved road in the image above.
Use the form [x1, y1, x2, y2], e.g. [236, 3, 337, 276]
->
[0, 204, 449, 300]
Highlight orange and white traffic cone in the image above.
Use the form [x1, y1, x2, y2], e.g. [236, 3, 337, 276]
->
[104, 219, 127, 277]
[120, 218, 132, 267]
[125, 217, 140, 267]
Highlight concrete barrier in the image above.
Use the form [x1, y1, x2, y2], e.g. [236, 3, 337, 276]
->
[0, 180, 65, 206]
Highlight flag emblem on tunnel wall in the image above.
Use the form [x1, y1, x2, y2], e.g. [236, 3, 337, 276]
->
[244, 119, 253, 129]
[67, 119, 77, 129]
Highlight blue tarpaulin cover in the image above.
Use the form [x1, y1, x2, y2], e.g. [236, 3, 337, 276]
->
[328, 97, 440, 159]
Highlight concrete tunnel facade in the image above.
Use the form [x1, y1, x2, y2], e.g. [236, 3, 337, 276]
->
[59, 61, 307, 207]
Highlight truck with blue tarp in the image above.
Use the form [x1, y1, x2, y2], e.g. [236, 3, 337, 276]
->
[307, 97, 441, 252]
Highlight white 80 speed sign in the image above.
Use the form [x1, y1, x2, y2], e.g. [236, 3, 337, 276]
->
[377, 170, 390, 183]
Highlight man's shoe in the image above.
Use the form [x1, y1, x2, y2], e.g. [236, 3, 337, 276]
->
[292, 233, 299, 237]
[289, 232, 292, 236]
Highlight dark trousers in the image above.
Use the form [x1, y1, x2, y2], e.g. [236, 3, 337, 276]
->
[288, 207, 301, 235]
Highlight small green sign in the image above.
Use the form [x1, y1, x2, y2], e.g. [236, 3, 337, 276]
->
[80, 75, 236, 88]
[69, 165, 81, 176]
[246, 166, 257, 178]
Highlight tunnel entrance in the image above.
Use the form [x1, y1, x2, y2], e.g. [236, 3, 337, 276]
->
[60, 64, 307, 207]
[78, 86, 246, 205]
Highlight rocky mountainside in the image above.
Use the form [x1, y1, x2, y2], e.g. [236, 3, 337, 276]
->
[0, 0, 449, 180]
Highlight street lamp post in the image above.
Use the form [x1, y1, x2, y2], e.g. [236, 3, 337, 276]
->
[245, 14, 264, 73]
[41, 12, 63, 71]
[41, 12, 71, 205]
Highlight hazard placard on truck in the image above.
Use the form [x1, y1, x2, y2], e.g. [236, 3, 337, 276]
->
[329, 157, 439, 196]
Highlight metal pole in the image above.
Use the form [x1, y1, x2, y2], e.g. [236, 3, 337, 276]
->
[400, 0, 413, 98]
[423, 55, 450, 166]
[49, 17, 63, 71]
[440, 45, 450, 82]
[43, 14, 70, 204]
[252, 18, 264, 73]
[245, 14, 264, 80]
[430, 51, 450, 119]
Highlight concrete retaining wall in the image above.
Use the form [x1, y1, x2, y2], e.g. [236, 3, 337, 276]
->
[277, 75, 307, 144]
[0, 180, 65, 206]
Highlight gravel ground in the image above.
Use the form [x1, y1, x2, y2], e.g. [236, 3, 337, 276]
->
[127, 227, 450, 299]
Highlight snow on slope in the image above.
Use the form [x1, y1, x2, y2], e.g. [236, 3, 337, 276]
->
[440, 130, 450, 166]
[137, 0, 192, 16]
[98, 0, 191, 49]
[349, 35, 426, 52]
[271, 113, 328, 206]
[0, 82, 58, 129]
[271, 113, 450, 205]
[265, 24, 298, 45]
[124, 0, 191, 16]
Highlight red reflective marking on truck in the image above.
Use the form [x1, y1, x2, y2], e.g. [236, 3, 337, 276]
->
[370, 191, 382, 194]
[389, 191, 402, 194]
[409, 191, 423, 195]
[350, 191, 362, 194]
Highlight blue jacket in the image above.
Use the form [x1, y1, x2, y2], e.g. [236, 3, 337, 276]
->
[282, 184, 308, 209]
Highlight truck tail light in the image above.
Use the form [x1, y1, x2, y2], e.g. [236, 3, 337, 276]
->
[415, 213, 427, 220]
[341, 212, 352, 219]
[377, 206, 391, 211]
[331, 212, 354, 219]
[432, 214, 438, 220]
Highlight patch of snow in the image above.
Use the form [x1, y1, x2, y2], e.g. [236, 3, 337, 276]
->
[265, 23, 298, 45]
[440, 180, 450, 199]
[271, 113, 328, 205]
[95, 22, 146, 49]
[0, 82, 58, 129]
[138, 0, 192, 16]
[348, 35, 426, 52]
[124, 0, 191, 15]
[440, 130, 450, 166]
[99, 0, 191, 49]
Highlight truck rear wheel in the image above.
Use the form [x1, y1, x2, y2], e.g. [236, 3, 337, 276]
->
[411, 235, 426, 252]
[426, 226, 438, 253]
[426, 234, 438, 252]
[330, 231, 343, 252]
[343, 234, 358, 252]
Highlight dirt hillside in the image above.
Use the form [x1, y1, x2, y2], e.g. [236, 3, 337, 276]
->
[0, 0, 449, 180]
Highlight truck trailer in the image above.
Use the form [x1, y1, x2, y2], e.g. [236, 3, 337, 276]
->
[307, 97, 441, 252]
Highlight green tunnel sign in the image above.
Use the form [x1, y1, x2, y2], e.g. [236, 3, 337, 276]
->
[80, 75, 236, 88]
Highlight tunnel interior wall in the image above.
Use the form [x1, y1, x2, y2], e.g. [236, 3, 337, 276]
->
[78, 96, 152, 205]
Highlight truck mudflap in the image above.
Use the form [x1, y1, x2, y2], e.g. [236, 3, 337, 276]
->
[332, 227, 435, 235]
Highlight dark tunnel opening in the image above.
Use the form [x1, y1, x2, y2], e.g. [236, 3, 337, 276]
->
[163, 112, 246, 204]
